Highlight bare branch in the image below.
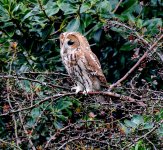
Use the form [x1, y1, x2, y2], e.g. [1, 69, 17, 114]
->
[0, 93, 74, 116]
[19, 111, 36, 150]
[0, 75, 70, 90]
[112, 0, 123, 13]
[109, 34, 163, 90]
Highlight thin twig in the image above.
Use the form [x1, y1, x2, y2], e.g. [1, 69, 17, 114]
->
[6, 45, 21, 149]
[146, 137, 158, 150]
[0, 139, 22, 150]
[7, 92, 21, 148]
[20, 72, 69, 77]
[19, 111, 36, 150]
[112, 0, 123, 13]
[0, 75, 70, 90]
[44, 120, 103, 148]
[37, 0, 53, 22]
[0, 93, 75, 116]
[58, 137, 85, 150]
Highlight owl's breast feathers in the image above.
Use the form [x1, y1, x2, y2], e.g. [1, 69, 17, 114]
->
[74, 48, 107, 85]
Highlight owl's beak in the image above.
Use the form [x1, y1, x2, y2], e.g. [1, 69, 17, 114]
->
[61, 43, 68, 54]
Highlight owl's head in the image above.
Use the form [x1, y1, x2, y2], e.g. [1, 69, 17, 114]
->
[60, 32, 91, 54]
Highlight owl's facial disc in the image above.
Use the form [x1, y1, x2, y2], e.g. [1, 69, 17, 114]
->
[66, 34, 80, 49]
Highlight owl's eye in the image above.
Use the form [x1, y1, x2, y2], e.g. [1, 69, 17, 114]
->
[67, 40, 74, 45]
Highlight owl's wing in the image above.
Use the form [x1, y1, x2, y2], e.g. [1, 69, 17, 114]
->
[77, 49, 107, 84]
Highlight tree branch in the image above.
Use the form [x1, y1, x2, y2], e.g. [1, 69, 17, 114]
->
[109, 34, 163, 90]
[0, 93, 74, 116]
[0, 75, 70, 90]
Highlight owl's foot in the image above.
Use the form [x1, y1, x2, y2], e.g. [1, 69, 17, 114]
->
[83, 89, 93, 95]
[71, 86, 83, 94]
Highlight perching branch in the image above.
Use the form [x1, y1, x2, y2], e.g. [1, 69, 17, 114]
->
[0, 89, 146, 117]
[86, 91, 146, 107]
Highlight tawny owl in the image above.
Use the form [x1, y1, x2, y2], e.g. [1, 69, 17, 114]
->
[60, 32, 107, 94]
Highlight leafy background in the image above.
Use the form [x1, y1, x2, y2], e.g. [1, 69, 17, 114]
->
[0, 0, 162, 149]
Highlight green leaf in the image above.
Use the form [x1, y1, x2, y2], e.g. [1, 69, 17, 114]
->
[111, 26, 124, 33]
[97, 0, 112, 13]
[66, 18, 80, 32]
[93, 29, 102, 42]
[143, 18, 162, 28]
[42, 24, 54, 40]
[31, 107, 41, 118]
[124, 120, 137, 128]
[56, 100, 72, 111]
[135, 140, 142, 150]
[80, 3, 90, 13]
[53, 121, 63, 129]
[44, 2, 59, 16]
[136, 19, 143, 29]
[12, 4, 21, 13]
[22, 10, 35, 21]
[143, 122, 154, 129]
[157, 125, 163, 137]
[18, 80, 31, 92]
[26, 118, 35, 127]
[120, 123, 130, 134]
[121, 0, 138, 15]
[120, 42, 137, 51]
[131, 115, 144, 125]
[58, 2, 78, 15]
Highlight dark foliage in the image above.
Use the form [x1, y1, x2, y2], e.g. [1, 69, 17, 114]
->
[0, 0, 162, 149]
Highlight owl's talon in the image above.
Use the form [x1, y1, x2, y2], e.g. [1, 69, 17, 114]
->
[83, 90, 88, 95]
[71, 86, 83, 94]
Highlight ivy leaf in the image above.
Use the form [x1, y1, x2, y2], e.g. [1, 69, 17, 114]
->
[80, 3, 90, 13]
[31, 107, 41, 118]
[143, 122, 154, 129]
[44, 2, 59, 16]
[56, 100, 72, 111]
[58, 2, 78, 15]
[53, 121, 63, 129]
[66, 18, 80, 32]
[120, 42, 137, 51]
[124, 120, 137, 128]
[131, 115, 144, 125]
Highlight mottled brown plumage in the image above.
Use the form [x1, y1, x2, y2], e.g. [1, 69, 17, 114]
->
[60, 32, 107, 94]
